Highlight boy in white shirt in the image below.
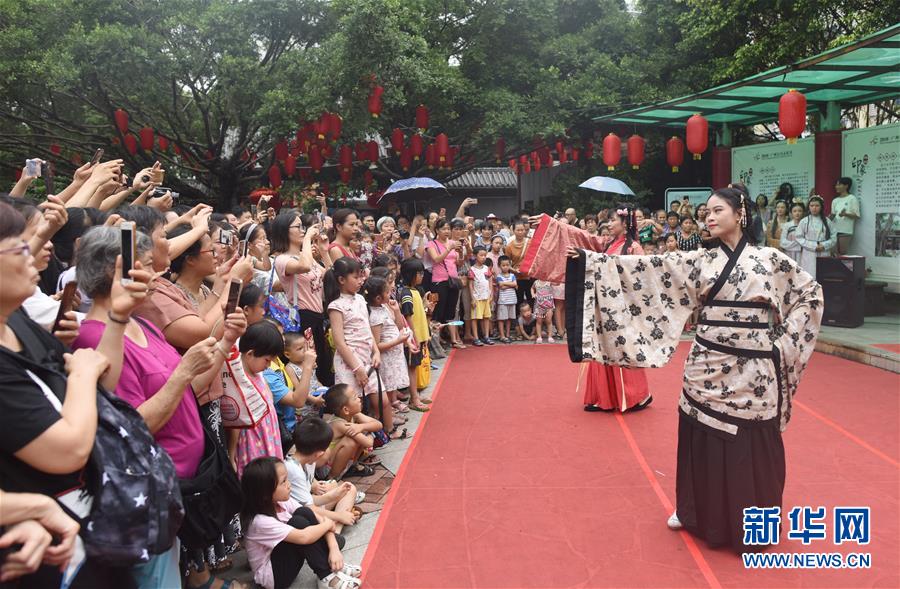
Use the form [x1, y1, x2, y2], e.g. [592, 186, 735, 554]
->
[831, 176, 860, 255]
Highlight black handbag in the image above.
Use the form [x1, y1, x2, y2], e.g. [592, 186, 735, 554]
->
[177, 416, 242, 550]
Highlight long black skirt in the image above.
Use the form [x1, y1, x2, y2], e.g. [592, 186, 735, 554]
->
[676, 409, 786, 553]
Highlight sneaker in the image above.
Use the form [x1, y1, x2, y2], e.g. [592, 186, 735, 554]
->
[472, 339, 484, 346]
[535, 337, 543, 344]
[547, 336, 555, 343]
[484, 338, 495, 345]
[667, 511, 683, 530]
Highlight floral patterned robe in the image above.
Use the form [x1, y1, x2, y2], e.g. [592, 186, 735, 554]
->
[567, 236, 823, 433]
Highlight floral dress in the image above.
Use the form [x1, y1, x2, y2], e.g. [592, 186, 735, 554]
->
[369, 304, 410, 392]
[328, 293, 381, 397]
[532, 281, 555, 318]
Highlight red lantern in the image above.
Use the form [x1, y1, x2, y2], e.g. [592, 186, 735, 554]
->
[627, 135, 645, 169]
[71, 153, 82, 166]
[124, 134, 138, 156]
[666, 136, 684, 172]
[400, 146, 412, 171]
[158, 136, 169, 152]
[284, 154, 297, 177]
[367, 140, 379, 163]
[390, 128, 405, 155]
[559, 146, 568, 164]
[425, 144, 436, 169]
[354, 142, 367, 162]
[49, 143, 61, 156]
[173, 143, 182, 156]
[495, 138, 506, 164]
[602, 133, 621, 170]
[275, 140, 289, 161]
[541, 147, 552, 167]
[572, 147, 580, 161]
[435, 133, 449, 165]
[364, 169, 374, 187]
[532, 151, 541, 172]
[313, 117, 327, 140]
[367, 85, 384, 118]
[139, 127, 154, 151]
[584, 140, 594, 160]
[340, 168, 351, 184]
[779, 89, 807, 144]
[329, 113, 342, 140]
[523, 160, 531, 173]
[309, 146, 324, 173]
[686, 113, 708, 160]
[555, 141, 564, 162]
[415, 105, 429, 133]
[114, 109, 129, 134]
[339, 145, 353, 172]
[268, 164, 283, 189]
[409, 134, 423, 160]
[508, 158, 517, 172]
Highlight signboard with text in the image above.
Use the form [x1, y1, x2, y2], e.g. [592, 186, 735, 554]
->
[731, 137, 815, 200]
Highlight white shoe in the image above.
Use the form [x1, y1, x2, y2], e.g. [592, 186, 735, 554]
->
[547, 336, 555, 343]
[318, 571, 362, 589]
[667, 511, 682, 530]
[535, 337, 543, 344]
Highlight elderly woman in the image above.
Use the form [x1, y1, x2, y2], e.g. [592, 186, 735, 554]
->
[376, 216, 407, 259]
[0, 202, 125, 587]
[71, 226, 248, 589]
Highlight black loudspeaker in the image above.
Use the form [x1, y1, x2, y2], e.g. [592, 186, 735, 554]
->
[818, 256, 865, 328]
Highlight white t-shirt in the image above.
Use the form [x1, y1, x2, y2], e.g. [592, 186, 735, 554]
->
[831, 194, 860, 235]
[285, 456, 315, 506]
[468, 265, 492, 301]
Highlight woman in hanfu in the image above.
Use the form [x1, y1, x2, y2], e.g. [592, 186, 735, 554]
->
[524, 204, 652, 412]
[525, 188, 823, 553]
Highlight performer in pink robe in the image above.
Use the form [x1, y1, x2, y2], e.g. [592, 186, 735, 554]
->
[522, 205, 652, 412]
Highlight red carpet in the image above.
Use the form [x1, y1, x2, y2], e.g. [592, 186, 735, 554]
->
[873, 343, 900, 354]
[360, 344, 899, 588]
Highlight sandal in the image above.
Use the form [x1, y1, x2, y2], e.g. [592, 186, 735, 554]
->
[392, 414, 408, 425]
[342, 563, 362, 578]
[451, 341, 467, 349]
[208, 557, 233, 573]
[359, 454, 382, 466]
[391, 402, 410, 413]
[318, 571, 362, 589]
[418, 398, 433, 404]
[409, 404, 430, 412]
[389, 427, 411, 440]
[343, 463, 375, 478]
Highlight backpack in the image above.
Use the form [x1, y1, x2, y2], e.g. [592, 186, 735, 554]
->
[8, 311, 183, 567]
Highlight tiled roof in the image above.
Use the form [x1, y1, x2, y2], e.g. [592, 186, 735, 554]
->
[445, 167, 517, 189]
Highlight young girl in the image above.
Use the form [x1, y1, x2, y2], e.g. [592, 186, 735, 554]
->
[324, 257, 395, 435]
[241, 457, 361, 589]
[324, 384, 384, 479]
[228, 321, 286, 477]
[779, 202, 806, 264]
[665, 233, 678, 252]
[399, 258, 433, 410]
[364, 275, 412, 440]
[530, 279, 555, 344]
[794, 195, 835, 279]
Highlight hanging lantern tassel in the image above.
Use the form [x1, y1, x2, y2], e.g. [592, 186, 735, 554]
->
[779, 89, 807, 144]
[686, 113, 708, 160]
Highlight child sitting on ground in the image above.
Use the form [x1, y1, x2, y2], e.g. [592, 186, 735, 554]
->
[516, 301, 537, 341]
[241, 456, 361, 589]
[285, 417, 362, 535]
[266, 331, 323, 454]
[324, 384, 383, 479]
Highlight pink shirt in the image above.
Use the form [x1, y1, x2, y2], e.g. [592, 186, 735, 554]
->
[72, 319, 204, 478]
[428, 240, 459, 283]
[275, 254, 325, 314]
[245, 498, 302, 589]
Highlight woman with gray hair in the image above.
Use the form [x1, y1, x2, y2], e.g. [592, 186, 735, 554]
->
[70, 226, 249, 589]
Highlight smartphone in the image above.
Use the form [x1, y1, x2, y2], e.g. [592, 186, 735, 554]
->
[42, 161, 54, 195]
[304, 327, 313, 342]
[25, 158, 42, 177]
[120, 222, 136, 285]
[317, 211, 324, 225]
[238, 240, 249, 257]
[219, 230, 233, 245]
[51, 282, 78, 333]
[224, 278, 243, 316]
[90, 148, 104, 166]
[250, 204, 258, 216]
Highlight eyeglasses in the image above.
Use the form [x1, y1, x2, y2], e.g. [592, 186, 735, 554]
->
[197, 248, 216, 255]
[0, 242, 31, 257]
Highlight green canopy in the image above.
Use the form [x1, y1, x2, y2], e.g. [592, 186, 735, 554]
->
[593, 24, 900, 128]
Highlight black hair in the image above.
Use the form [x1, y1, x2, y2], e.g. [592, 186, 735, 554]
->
[239, 222, 266, 244]
[239, 283, 265, 310]
[324, 383, 352, 416]
[83, 207, 109, 227]
[369, 266, 390, 280]
[332, 208, 358, 229]
[498, 255, 511, 266]
[666, 210, 680, 220]
[240, 456, 282, 531]
[323, 256, 363, 308]
[210, 213, 227, 223]
[777, 182, 795, 200]
[756, 194, 769, 207]
[679, 215, 694, 224]
[472, 245, 487, 255]
[434, 218, 450, 232]
[299, 213, 317, 229]
[167, 224, 206, 275]
[707, 187, 756, 245]
[518, 300, 532, 310]
[400, 257, 425, 286]
[362, 274, 389, 306]
[51, 207, 88, 266]
[790, 202, 806, 214]
[449, 218, 465, 230]
[838, 177, 852, 191]
[292, 416, 334, 455]
[0, 194, 38, 223]
[606, 203, 638, 253]
[511, 219, 528, 230]
[484, 257, 493, 267]
[282, 330, 305, 349]
[371, 253, 392, 268]
[805, 196, 831, 241]
[230, 205, 247, 218]
[269, 212, 299, 254]
[238, 320, 285, 357]
[172, 203, 192, 216]
[0, 201, 26, 240]
[116, 205, 166, 236]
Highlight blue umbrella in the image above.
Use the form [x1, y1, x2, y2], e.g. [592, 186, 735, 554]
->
[578, 176, 635, 196]
[378, 176, 449, 204]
